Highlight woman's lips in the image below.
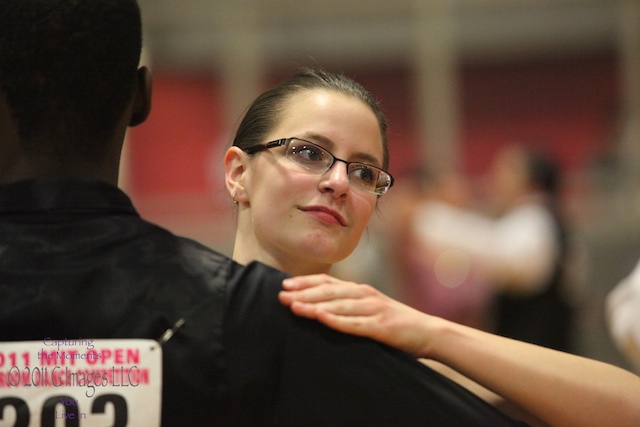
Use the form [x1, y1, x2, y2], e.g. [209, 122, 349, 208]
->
[299, 206, 347, 226]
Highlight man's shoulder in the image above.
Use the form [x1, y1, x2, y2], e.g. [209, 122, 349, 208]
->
[130, 224, 237, 285]
[171, 232, 231, 264]
[133, 226, 289, 302]
[128, 217, 228, 262]
[226, 260, 290, 296]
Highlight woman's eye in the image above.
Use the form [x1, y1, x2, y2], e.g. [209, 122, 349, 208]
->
[295, 145, 325, 162]
[352, 166, 376, 184]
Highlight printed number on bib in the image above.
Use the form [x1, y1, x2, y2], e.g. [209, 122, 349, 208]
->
[0, 339, 161, 426]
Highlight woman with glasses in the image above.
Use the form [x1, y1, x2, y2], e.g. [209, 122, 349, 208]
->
[225, 68, 640, 427]
[225, 68, 392, 277]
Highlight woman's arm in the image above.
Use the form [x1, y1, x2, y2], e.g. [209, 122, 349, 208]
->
[279, 274, 640, 427]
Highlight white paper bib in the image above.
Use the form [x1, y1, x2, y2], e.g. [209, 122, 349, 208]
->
[0, 339, 162, 426]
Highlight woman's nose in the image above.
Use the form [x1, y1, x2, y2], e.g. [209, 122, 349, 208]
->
[320, 160, 351, 198]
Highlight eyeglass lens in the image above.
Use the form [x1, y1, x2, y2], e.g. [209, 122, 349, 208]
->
[287, 139, 391, 194]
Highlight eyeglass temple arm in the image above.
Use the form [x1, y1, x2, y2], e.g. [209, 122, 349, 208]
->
[243, 138, 288, 154]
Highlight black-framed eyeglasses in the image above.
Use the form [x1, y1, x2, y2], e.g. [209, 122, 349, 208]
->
[243, 137, 394, 195]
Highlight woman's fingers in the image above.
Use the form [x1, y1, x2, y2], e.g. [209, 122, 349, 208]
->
[288, 300, 378, 338]
[291, 297, 379, 316]
[281, 277, 433, 357]
[283, 274, 335, 290]
[278, 285, 343, 306]
[315, 310, 373, 337]
[280, 277, 373, 306]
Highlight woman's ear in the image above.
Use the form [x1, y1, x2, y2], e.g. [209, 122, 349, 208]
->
[224, 146, 249, 204]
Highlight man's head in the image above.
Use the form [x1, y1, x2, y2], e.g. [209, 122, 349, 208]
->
[0, 0, 150, 183]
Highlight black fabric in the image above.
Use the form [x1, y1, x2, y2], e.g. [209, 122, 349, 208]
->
[225, 262, 528, 426]
[0, 179, 528, 426]
[0, 179, 230, 426]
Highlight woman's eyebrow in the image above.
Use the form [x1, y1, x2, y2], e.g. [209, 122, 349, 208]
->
[300, 132, 335, 148]
[299, 132, 382, 167]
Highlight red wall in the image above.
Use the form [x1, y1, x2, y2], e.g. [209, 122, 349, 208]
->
[126, 55, 619, 232]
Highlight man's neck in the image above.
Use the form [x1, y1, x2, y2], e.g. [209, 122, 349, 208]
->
[0, 158, 119, 186]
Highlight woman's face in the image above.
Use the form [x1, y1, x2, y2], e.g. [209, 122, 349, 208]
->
[234, 89, 384, 275]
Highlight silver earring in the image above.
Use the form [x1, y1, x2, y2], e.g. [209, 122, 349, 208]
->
[232, 192, 239, 205]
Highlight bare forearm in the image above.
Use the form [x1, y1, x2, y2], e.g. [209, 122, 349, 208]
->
[280, 275, 640, 426]
[425, 317, 640, 427]
[421, 359, 551, 427]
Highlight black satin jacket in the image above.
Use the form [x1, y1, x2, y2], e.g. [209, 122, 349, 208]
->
[0, 179, 527, 427]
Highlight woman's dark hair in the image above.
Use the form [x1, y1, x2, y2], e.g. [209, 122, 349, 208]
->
[233, 68, 390, 170]
[0, 0, 142, 160]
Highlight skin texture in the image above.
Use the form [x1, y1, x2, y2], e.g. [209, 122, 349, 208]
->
[225, 89, 382, 276]
[279, 274, 640, 427]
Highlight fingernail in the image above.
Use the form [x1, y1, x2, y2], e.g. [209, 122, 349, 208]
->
[282, 278, 297, 289]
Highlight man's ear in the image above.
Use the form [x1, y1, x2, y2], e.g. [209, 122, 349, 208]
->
[129, 66, 152, 127]
[224, 146, 249, 203]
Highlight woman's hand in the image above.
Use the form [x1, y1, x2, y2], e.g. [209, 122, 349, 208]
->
[280, 275, 640, 427]
[279, 274, 434, 357]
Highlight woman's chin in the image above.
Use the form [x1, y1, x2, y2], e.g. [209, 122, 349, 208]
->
[298, 243, 353, 268]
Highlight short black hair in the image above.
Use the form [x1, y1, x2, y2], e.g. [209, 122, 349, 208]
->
[0, 0, 142, 160]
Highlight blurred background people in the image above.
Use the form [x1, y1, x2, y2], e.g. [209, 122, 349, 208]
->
[408, 143, 577, 351]
[385, 170, 495, 330]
